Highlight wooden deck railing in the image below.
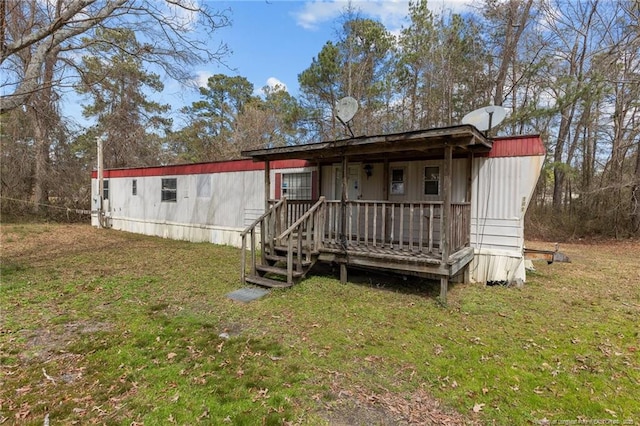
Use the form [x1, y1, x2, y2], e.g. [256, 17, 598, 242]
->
[323, 200, 471, 255]
[276, 197, 326, 285]
[450, 202, 471, 252]
[244, 199, 470, 284]
[268, 199, 314, 230]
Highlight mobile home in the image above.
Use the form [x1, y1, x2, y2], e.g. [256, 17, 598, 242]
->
[92, 125, 545, 299]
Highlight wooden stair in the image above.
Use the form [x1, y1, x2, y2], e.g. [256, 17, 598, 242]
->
[265, 251, 315, 266]
[245, 275, 294, 288]
[244, 259, 312, 288]
[240, 197, 326, 289]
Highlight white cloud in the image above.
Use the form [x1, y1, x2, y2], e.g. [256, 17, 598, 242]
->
[266, 77, 287, 92]
[294, 1, 348, 30]
[194, 70, 213, 88]
[293, 0, 471, 32]
[256, 77, 288, 96]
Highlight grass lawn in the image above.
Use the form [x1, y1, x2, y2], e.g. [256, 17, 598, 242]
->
[1, 223, 638, 425]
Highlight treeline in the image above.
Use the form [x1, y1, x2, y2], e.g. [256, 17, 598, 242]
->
[1, 0, 638, 238]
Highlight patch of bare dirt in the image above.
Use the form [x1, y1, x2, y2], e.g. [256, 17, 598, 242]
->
[2, 224, 129, 267]
[20, 320, 113, 364]
[320, 383, 480, 426]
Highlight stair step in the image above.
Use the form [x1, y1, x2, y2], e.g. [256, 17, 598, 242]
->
[274, 246, 320, 256]
[256, 264, 304, 278]
[265, 254, 313, 266]
[245, 275, 294, 288]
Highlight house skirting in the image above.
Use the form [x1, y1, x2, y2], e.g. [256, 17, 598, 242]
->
[92, 215, 244, 246]
[90, 215, 527, 284]
[469, 248, 526, 284]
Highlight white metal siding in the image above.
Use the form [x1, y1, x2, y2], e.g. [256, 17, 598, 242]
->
[92, 166, 315, 246]
[92, 152, 543, 283]
[470, 154, 544, 282]
[322, 159, 471, 203]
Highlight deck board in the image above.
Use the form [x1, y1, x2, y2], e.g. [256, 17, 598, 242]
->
[322, 241, 443, 263]
[318, 241, 474, 280]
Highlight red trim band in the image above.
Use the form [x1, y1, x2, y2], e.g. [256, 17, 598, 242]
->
[92, 159, 311, 179]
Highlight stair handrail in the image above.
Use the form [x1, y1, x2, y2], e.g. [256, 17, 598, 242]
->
[275, 196, 326, 285]
[240, 198, 286, 285]
[277, 196, 326, 241]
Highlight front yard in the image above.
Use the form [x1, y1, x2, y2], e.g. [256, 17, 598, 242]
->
[1, 223, 638, 424]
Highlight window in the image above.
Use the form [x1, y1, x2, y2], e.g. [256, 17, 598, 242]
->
[102, 180, 109, 200]
[197, 175, 211, 198]
[390, 168, 405, 195]
[161, 178, 177, 202]
[132, 179, 137, 196]
[424, 166, 440, 195]
[282, 172, 311, 200]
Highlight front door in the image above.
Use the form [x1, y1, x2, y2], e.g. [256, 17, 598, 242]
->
[334, 164, 360, 200]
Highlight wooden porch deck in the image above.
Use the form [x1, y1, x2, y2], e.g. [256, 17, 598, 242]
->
[241, 198, 473, 301]
[319, 241, 474, 279]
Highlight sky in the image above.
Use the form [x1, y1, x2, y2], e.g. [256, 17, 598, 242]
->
[187, 0, 470, 93]
[66, 0, 472, 128]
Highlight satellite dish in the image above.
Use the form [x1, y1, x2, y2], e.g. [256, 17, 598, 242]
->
[335, 96, 359, 124]
[462, 105, 507, 132]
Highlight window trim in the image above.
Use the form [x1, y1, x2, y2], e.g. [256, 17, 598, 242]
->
[281, 172, 312, 200]
[102, 179, 109, 200]
[161, 178, 177, 202]
[390, 167, 405, 195]
[424, 165, 440, 196]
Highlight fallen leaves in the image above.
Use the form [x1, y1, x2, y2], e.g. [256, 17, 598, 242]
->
[14, 403, 30, 420]
[42, 368, 56, 384]
[15, 385, 31, 395]
[433, 344, 443, 356]
[327, 381, 483, 425]
[472, 403, 485, 413]
[252, 388, 269, 403]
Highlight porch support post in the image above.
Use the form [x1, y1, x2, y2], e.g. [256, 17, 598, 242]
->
[466, 152, 474, 249]
[340, 263, 348, 284]
[383, 158, 390, 243]
[264, 160, 271, 211]
[340, 155, 348, 250]
[466, 153, 474, 203]
[440, 144, 453, 303]
[383, 159, 389, 201]
[316, 161, 322, 201]
[440, 277, 448, 304]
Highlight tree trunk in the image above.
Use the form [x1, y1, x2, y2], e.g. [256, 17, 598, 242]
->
[552, 104, 575, 212]
[31, 109, 49, 214]
[492, 0, 534, 106]
[31, 44, 59, 214]
[632, 141, 640, 234]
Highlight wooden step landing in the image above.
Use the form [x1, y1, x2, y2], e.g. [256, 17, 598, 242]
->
[245, 275, 293, 288]
[265, 253, 313, 266]
[256, 264, 304, 278]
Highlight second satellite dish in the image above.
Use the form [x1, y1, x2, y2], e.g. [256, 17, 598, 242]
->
[462, 105, 507, 132]
[335, 96, 359, 124]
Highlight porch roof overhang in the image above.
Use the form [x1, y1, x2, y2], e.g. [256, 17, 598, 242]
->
[242, 124, 492, 163]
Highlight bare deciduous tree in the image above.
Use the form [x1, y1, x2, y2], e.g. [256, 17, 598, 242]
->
[1, 0, 230, 213]
[1, 0, 230, 113]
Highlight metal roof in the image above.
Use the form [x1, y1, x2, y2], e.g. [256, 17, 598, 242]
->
[488, 135, 546, 158]
[242, 125, 493, 163]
